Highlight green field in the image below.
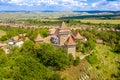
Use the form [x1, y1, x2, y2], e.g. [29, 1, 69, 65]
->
[0, 30, 6, 38]
[89, 44, 119, 80]
[0, 12, 80, 20]
[80, 20, 120, 24]
[0, 12, 120, 21]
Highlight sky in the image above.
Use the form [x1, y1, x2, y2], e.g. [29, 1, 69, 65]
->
[0, 0, 120, 11]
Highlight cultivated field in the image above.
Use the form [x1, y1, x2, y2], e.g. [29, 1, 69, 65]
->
[80, 20, 120, 24]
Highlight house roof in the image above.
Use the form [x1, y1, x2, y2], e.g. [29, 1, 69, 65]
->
[64, 35, 76, 46]
[96, 39, 103, 44]
[25, 37, 29, 41]
[19, 33, 27, 37]
[34, 34, 44, 42]
[49, 29, 56, 35]
[0, 43, 7, 47]
[55, 22, 71, 35]
[12, 36, 19, 41]
[72, 32, 84, 40]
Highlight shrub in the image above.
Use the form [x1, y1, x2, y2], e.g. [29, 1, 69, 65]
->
[0, 35, 8, 41]
[68, 54, 74, 65]
[73, 57, 80, 66]
[36, 43, 69, 70]
[86, 53, 99, 64]
[49, 73, 61, 80]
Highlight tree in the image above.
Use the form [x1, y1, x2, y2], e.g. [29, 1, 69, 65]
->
[86, 53, 99, 64]
[20, 40, 34, 54]
[0, 53, 52, 80]
[36, 43, 69, 70]
[36, 43, 56, 66]
[49, 73, 61, 80]
[38, 28, 49, 38]
[114, 40, 120, 53]
[68, 54, 74, 65]
[0, 49, 7, 65]
[0, 35, 8, 41]
[76, 40, 85, 52]
[86, 39, 96, 51]
[52, 51, 69, 70]
[73, 57, 80, 66]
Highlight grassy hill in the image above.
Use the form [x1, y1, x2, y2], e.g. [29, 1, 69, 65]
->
[59, 44, 120, 80]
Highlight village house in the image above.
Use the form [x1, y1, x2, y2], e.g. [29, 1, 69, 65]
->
[11, 36, 19, 42]
[96, 39, 103, 44]
[9, 33, 27, 47]
[72, 32, 87, 43]
[34, 34, 44, 43]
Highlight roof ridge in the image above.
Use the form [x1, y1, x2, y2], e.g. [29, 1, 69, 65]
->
[60, 21, 67, 29]
[73, 32, 84, 39]
[34, 34, 44, 42]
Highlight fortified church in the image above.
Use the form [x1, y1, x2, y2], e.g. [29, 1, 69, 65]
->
[49, 22, 87, 58]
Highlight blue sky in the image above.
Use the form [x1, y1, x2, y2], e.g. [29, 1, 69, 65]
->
[0, 0, 120, 11]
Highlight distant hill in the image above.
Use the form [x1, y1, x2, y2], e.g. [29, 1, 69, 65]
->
[73, 10, 120, 13]
[0, 11, 120, 20]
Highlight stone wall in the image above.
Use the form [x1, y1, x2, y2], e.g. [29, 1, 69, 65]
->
[66, 45, 76, 58]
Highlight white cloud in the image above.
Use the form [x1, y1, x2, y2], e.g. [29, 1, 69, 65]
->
[8, 0, 88, 8]
[1, 0, 120, 11]
[103, 1, 120, 10]
[0, 0, 4, 2]
[91, 0, 107, 8]
[91, 0, 120, 10]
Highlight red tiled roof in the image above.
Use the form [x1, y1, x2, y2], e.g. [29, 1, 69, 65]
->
[65, 35, 76, 46]
[55, 22, 71, 35]
[34, 34, 44, 42]
[49, 29, 56, 35]
[72, 32, 84, 40]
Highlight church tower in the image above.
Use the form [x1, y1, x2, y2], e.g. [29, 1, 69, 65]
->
[64, 35, 76, 58]
[57, 22, 71, 46]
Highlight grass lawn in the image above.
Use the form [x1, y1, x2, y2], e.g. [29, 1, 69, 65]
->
[80, 20, 120, 24]
[91, 44, 120, 80]
[0, 30, 6, 38]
